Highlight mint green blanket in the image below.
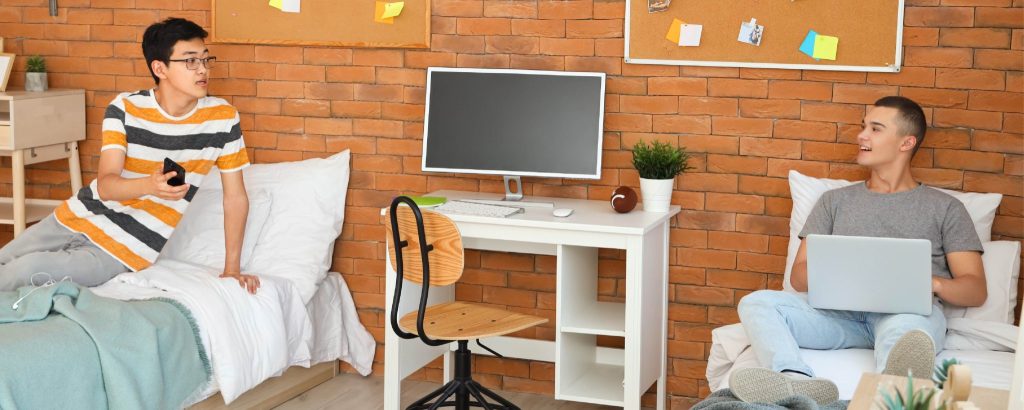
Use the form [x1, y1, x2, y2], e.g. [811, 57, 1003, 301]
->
[0, 282, 210, 410]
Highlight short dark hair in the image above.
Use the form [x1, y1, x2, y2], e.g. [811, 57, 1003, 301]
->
[142, 18, 208, 84]
[873, 96, 928, 156]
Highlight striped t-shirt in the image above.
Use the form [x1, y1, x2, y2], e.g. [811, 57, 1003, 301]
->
[55, 89, 250, 271]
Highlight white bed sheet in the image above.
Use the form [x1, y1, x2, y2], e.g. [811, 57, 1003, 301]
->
[93, 262, 375, 405]
[708, 323, 1015, 400]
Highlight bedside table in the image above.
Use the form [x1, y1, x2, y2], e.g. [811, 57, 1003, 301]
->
[0, 89, 85, 236]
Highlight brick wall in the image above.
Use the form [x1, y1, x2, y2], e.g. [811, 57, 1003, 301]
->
[1, 0, 1021, 407]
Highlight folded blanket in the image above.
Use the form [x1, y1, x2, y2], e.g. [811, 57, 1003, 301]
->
[0, 282, 209, 410]
[692, 389, 849, 410]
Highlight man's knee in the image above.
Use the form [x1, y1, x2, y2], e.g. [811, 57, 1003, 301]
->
[738, 290, 788, 318]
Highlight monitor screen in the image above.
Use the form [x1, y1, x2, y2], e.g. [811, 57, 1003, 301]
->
[422, 68, 606, 179]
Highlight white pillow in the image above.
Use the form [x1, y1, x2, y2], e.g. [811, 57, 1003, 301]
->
[783, 170, 1002, 292]
[943, 241, 1022, 325]
[160, 188, 273, 271]
[203, 150, 351, 302]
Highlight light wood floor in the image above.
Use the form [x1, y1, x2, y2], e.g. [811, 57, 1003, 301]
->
[275, 373, 619, 409]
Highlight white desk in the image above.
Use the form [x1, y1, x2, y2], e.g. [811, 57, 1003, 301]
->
[0, 89, 85, 236]
[383, 190, 679, 409]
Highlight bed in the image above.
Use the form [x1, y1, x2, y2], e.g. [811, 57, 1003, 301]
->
[706, 171, 1020, 400]
[1, 150, 374, 408]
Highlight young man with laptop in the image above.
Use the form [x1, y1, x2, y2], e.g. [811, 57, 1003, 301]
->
[728, 96, 987, 405]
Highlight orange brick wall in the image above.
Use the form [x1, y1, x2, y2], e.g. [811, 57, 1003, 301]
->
[1, 0, 1022, 407]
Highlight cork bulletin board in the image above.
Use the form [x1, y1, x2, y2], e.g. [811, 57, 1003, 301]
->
[212, 0, 430, 48]
[625, 0, 905, 72]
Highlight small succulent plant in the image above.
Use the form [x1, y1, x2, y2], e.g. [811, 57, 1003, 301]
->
[26, 55, 46, 73]
[878, 371, 948, 410]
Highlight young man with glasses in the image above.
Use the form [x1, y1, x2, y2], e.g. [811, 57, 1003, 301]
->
[0, 18, 260, 294]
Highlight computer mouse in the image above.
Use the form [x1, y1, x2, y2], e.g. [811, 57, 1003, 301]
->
[552, 208, 574, 218]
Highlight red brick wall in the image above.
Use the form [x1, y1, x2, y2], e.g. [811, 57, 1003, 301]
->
[1, 0, 1021, 407]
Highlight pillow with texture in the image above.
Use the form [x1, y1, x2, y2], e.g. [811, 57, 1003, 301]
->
[203, 150, 351, 302]
[160, 188, 273, 271]
[943, 241, 1021, 325]
[784, 170, 1002, 292]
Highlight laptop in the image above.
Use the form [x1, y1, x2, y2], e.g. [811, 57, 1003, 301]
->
[806, 234, 933, 315]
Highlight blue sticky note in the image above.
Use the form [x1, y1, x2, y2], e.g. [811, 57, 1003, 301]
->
[799, 30, 818, 59]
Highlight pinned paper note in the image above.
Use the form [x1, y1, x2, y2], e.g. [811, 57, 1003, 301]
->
[269, 0, 299, 12]
[375, 1, 394, 24]
[381, 1, 404, 18]
[737, 18, 764, 46]
[812, 35, 838, 60]
[678, 24, 702, 47]
[665, 18, 683, 43]
[799, 30, 818, 59]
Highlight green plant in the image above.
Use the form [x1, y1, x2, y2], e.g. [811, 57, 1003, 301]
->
[631, 140, 691, 180]
[878, 372, 947, 410]
[26, 55, 45, 73]
[933, 358, 960, 389]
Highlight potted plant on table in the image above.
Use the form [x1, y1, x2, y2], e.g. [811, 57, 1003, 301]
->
[25, 55, 47, 92]
[631, 139, 690, 212]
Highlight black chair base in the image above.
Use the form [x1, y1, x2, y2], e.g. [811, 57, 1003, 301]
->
[407, 340, 520, 410]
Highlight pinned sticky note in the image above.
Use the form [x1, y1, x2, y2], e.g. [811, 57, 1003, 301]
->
[665, 18, 683, 43]
[281, 0, 299, 12]
[381, 1, 404, 18]
[799, 30, 818, 59]
[269, 0, 283, 10]
[812, 35, 839, 60]
[678, 24, 702, 47]
[375, 1, 394, 24]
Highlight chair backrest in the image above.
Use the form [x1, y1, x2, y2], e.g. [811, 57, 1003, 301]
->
[385, 204, 464, 287]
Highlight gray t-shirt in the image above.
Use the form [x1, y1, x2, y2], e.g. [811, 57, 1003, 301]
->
[799, 183, 984, 279]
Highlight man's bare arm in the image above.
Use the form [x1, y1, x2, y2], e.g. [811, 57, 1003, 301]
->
[933, 251, 986, 307]
[220, 169, 259, 294]
[790, 238, 809, 292]
[95, 149, 189, 201]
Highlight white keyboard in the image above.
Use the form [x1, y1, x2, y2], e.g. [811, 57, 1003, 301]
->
[434, 200, 524, 218]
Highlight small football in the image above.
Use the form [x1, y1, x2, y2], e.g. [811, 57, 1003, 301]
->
[610, 186, 638, 213]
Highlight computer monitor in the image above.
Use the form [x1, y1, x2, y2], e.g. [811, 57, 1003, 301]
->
[422, 67, 606, 200]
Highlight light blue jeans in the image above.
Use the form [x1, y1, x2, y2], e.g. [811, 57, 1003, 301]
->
[737, 290, 946, 376]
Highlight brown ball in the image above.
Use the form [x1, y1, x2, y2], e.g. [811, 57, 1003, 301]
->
[610, 186, 638, 213]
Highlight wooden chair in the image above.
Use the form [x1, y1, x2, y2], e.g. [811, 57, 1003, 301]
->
[386, 196, 548, 410]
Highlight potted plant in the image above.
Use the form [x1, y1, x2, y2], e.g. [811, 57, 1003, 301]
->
[631, 139, 690, 212]
[25, 55, 47, 92]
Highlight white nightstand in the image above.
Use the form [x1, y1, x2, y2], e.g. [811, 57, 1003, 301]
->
[0, 89, 85, 236]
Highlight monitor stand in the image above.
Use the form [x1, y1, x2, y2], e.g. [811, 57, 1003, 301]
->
[462, 176, 554, 209]
[503, 176, 523, 201]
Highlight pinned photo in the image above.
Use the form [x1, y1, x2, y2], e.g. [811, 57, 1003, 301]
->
[737, 18, 764, 46]
[648, 0, 670, 13]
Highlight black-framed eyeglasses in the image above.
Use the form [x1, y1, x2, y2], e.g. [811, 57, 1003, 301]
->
[167, 57, 217, 70]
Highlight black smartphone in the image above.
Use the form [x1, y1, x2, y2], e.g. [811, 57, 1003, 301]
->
[163, 157, 186, 187]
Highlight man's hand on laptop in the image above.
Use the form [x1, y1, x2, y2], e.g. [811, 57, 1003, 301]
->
[932, 277, 942, 294]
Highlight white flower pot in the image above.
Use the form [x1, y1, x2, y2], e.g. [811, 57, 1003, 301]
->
[639, 177, 674, 212]
[25, 73, 47, 92]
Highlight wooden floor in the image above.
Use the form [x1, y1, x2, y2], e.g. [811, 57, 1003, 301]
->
[275, 373, 619, 409]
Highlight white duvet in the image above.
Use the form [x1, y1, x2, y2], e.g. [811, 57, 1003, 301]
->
[707, 320, 1019, 399]
[92, 259, 314, 404]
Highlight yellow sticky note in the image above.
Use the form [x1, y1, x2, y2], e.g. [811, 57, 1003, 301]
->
[269, 0, 283, 10]
[374, 1, 394, 24]
[381, 1, 404, 18]
[812, 35, 838, 60]
[665, 18, 683, 44]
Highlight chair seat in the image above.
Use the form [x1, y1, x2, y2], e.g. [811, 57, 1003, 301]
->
[399, 301, 548, 341]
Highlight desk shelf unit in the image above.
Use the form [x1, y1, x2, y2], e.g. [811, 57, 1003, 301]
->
[384, 190, 679, 410]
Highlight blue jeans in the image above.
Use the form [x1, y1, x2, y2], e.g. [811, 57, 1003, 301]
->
[737, 290, 946, 376]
